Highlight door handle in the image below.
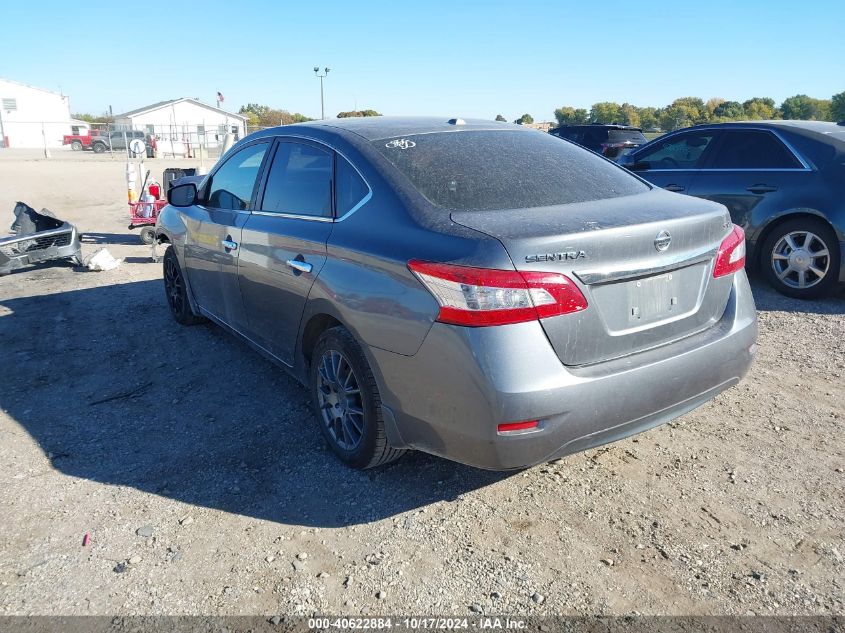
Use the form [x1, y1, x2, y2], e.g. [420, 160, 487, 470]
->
[221, 239, 238, 251]
[286, 259, 313, 274]
[746, 184, 778, 194]
[665, 184, 685, 192]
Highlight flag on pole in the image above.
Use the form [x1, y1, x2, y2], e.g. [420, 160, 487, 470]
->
[216, 91, 225, 103]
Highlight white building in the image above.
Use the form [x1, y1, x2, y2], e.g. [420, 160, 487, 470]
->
[0, 77, 78, 148]
[114, 98, 247, 147]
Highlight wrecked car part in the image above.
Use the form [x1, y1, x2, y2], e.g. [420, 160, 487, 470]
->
[0, 202, 82, 275]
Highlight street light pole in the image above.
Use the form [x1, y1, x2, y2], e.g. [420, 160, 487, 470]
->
[313, 66, 330, 120]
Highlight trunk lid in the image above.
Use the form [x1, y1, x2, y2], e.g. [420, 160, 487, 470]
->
[451, 189, 735, 366]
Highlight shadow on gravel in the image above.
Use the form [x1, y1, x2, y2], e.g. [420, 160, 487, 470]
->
[81, 232, 145, 246]
[748, 274, 845, 315]
[0, 280, 512, 528]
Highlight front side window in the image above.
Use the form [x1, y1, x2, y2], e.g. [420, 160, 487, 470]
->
[260, 142, 333, 217]
[206, 142, 268, 210]
[708, 130, 803, 169]
[635, 132, 717, 169]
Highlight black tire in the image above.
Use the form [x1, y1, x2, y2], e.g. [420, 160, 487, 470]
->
[760, 217, 840, 299]
[309, 327, 405, 469]
[71, 140, 83, 151]
[163, 247, 204, 325]
[92, 142, 106, 154]
[139, 226, 155, 245]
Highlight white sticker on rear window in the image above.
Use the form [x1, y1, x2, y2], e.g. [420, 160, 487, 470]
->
[385, 138, 416, 149]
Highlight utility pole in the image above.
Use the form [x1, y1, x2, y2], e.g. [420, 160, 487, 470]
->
[313, 67, 330, 120]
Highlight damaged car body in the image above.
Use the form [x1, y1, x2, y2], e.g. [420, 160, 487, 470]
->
[157, 117, 758, 471]
[0, 202, 82, 275]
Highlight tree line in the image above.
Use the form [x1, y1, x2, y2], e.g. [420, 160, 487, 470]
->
[549, 91, 845, 131]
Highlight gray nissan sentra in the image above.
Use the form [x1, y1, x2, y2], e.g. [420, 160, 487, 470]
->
[157, 117, 758, 470]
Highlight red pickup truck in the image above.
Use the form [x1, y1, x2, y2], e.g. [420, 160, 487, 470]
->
[62, 129, 103, 151]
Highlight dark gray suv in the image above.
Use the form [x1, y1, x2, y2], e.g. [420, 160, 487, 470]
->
[157, 117, 757, 470]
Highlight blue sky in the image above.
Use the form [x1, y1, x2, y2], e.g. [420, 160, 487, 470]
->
[2, 0, 842, 121]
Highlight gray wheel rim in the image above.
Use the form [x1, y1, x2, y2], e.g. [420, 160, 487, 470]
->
[316, 349, 364, 451]
[771, 230, 830, 290]
[164, 257, 184, 315]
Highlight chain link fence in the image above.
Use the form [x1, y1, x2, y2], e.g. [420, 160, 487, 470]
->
[0, 121, 262, 160]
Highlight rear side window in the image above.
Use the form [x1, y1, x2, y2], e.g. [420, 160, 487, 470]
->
[260, 142, 333, 217]
[336, 155, 369, 215]
[206, 142, 268, 210]
[709, 130, 804, 169]
[787, 133, 836, 169]
[374, 130, 648, 212]
[635, 132, 716, 169]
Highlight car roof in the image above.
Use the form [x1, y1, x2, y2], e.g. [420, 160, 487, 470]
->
[252, 116, 527, 142]
[676, 120, 845, 146]
[553, 124, 641, 130]
[685, 120, 842, 133]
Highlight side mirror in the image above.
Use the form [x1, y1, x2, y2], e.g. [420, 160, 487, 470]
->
[167, 183, 197, 207]
[625, 161, 650, 172]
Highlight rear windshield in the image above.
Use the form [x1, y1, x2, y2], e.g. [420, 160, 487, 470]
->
[373, 130, 649, 211]
[607, 129, 647, 143]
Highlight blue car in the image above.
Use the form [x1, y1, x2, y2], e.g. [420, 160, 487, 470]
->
[619, 121, 845, 299]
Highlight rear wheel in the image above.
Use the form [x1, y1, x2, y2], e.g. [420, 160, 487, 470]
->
[760, 217, 839, 299]
[310, 327, 404, 469]
[92, 142, 106, 154]
[163, 247, 204, 325]
[71, 140, 83, 151]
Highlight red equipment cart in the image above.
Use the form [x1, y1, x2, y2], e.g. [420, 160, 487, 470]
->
[128, 199, 167, 244]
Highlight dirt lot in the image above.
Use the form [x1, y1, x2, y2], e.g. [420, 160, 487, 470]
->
[0, 149, 843, 618]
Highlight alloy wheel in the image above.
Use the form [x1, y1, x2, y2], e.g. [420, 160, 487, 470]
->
[770, 230, 830, 290]
[316, 350, 365, 451]
[164, 257, 185, 316]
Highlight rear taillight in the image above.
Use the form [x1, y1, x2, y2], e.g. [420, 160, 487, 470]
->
[713, 224, 746, 278]
[600, 142, 627, 156]
[407, 260, 587, 327]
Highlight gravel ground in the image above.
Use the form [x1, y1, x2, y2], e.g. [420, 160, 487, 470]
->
[0, 151, 843, 617]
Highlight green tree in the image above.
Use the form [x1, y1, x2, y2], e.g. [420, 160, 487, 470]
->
[239, 104, 314, 127]
[72, 112, 113, 124]
[705, 97, 725, 118]
[514, 113, 534, 124]
[742, 97, 779, 120]
[658, 97, 708, 131]
[239, 103, 270, 118]
[637, 107, 660, 130]
[618, 103, 640, 127]
[337, 109, 382, 118]
[590, 102, 622, 124]
[495, 114, 507, 122]
[781, 94, 831, 120]
[832, 91, 845, 121]
[674, 97, 708, 121]
[553, 106, 589, 125]
[712, 101, 745, 120]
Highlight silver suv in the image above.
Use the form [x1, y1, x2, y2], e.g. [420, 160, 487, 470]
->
[157, 117, 757, 470]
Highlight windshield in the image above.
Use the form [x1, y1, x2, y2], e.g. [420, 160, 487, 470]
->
[373, 130, 649, 211]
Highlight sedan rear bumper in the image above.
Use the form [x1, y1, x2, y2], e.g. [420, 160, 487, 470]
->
[369, 271, 757, 470]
